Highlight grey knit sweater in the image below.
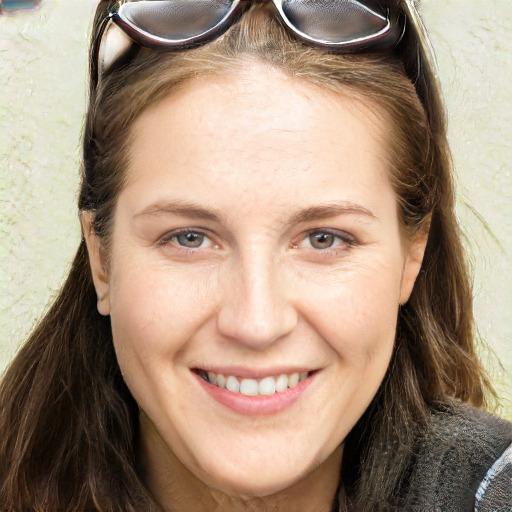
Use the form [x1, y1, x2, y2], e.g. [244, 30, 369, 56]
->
[334, 402, 511, 511]
[397, 402, 511, 511]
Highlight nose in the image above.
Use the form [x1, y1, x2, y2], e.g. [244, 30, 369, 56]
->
[216, 252, 298, 349]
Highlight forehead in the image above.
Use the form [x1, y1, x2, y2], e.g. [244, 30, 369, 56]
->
[123, 63, 395, 222]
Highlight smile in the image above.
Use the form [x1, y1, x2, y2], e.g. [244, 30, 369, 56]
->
[197, 370, 309, 396]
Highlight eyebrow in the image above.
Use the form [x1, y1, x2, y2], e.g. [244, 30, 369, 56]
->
[288, 203, 378, 224]
[133, 200, 377, 224]
[134, 201, 220, 222]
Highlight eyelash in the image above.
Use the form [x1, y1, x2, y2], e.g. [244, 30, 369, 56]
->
[294, 229, 357, 252]
[157, 228, 357, 254]
[158, 229, 217, 251]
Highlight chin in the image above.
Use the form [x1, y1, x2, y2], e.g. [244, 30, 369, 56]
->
[193, 445, 327, 499]
[204, 468, 304, 498]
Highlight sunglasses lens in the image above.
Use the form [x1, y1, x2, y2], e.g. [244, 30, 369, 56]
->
[281, 0, 390, 44]
[120, 0, 234, 41]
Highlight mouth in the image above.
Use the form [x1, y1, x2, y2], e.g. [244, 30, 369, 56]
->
[194, 369, 311, 397]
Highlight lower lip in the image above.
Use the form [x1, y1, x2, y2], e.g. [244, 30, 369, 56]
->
[194, 372, 315, 416]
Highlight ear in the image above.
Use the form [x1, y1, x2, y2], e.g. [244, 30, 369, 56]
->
[399, 220, 430, 305]
[81, 212, 111, 316]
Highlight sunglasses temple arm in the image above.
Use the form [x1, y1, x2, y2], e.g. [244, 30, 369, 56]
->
[90, 15, 111, 96]
[401, 0, 445, 124]
[91, 15, 135, 94]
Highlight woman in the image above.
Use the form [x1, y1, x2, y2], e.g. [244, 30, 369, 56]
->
[1, 0, 510, 510]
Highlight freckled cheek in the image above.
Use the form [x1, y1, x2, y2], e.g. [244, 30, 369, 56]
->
[108, 263, 216, 358]
[299, 265, 401, 361]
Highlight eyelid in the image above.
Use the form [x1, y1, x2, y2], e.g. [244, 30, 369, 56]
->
[294, 228, 358, 250]
[158, 228, 218, 249]
[309, 228, 356, 242]
[156, 227, 357, 252]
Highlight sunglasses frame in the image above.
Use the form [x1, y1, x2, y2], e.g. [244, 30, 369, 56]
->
[110, 0, 245, 48]
[92, 0, 442, 123]
[109, 0, 401, 49]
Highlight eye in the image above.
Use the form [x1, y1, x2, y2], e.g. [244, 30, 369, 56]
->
[160, 229, 216, 250]
[309, 231, 337, 249]
[294, 229, 356, 251]
[176, 231, 206, 248]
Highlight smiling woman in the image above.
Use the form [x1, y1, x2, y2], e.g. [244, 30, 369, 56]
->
[83, 73, 422, 504]
[0, 1, 511, 511]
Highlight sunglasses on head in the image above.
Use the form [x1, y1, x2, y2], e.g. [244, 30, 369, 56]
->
[94, 0, 441, 113]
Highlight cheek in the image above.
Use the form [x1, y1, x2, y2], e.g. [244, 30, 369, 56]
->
[107, 259, 216, 375]
[297, 254, 403, 361]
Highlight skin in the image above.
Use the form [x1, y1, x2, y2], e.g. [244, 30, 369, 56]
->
[83, 63, 427, 512]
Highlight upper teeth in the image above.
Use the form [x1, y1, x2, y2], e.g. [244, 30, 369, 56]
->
[202, 371, 309, 396]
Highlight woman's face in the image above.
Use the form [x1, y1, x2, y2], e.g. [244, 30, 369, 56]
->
[86, 64, 425, 497]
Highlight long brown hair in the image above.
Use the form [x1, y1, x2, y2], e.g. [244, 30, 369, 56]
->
[0, 2, 495, 510]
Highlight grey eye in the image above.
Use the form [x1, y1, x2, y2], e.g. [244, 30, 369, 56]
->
[309, 232, 336, 249]
[176, 232, 205, 248]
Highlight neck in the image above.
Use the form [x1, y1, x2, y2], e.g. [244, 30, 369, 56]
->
[137, 411, 343, 512]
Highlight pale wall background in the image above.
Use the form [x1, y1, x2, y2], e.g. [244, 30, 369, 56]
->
[1, 0, 511, 418]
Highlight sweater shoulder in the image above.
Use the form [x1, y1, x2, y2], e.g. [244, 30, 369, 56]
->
[399, 401, 512, 511]
[427, 401, 512, 455]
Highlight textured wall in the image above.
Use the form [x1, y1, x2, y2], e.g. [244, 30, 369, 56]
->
[1, 0, 511, 418]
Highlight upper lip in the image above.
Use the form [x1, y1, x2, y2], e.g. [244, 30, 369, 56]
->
[192, 366, 317, 379]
